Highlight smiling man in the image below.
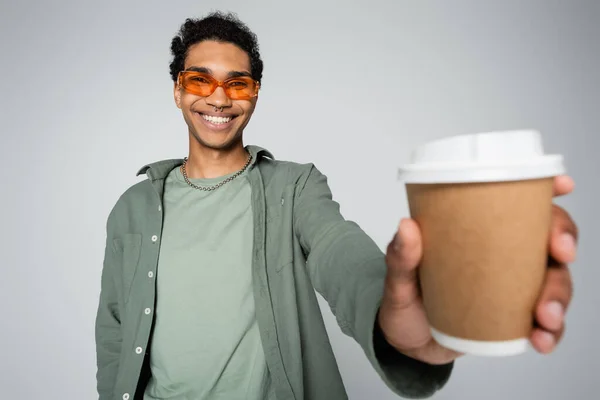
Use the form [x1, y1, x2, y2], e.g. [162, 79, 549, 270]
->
[95, 12, 578, 400]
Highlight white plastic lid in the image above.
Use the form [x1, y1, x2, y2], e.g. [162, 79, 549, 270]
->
[398, 130, 565, 184]
[430, 327, 528, 357]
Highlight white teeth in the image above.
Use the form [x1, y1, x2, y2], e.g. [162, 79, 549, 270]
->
[201, 114, 232, 124]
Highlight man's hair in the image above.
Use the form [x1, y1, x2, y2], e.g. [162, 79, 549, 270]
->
[169, 11, 264, 83]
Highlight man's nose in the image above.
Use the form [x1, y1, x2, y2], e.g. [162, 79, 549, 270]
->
[206, 85, 231, 109]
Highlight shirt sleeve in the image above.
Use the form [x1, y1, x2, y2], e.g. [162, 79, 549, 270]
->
[293, 164, 453, 398]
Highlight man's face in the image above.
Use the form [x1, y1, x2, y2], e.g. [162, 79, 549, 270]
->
[174, 40, 258, 150]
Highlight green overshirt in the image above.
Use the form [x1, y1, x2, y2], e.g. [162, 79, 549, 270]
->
[95, 145, 453, 400]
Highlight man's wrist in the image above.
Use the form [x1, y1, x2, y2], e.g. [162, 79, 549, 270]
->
[374, 310, 459, 366]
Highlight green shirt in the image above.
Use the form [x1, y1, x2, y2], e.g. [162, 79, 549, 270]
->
[95, 145, 453, 400]
[143, 167, 273, 399]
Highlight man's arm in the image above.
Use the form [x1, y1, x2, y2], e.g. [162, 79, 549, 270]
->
[95, 214, 122, 400]
[293, 164, 452, 398]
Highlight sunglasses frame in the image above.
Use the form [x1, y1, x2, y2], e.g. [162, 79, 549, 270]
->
[177, 70, 260, 100]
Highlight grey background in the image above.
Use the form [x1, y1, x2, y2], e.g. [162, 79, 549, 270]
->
[1, 0, 598, 399]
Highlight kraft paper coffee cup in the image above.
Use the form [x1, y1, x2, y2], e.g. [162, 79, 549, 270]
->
[397, 130, 565, 356]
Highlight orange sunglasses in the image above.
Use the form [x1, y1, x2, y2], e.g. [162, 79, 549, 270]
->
[177, 70, 260, 100]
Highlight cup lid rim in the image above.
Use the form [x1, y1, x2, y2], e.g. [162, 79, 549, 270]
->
[398, 154, 565, 184]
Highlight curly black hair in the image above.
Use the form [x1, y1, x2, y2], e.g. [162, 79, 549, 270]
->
[169, 11, 263, 83]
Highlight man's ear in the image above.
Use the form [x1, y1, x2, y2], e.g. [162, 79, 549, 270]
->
[174, 82, 182, 109]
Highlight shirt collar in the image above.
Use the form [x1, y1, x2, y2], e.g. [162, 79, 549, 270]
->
[136, 145, 274, 181]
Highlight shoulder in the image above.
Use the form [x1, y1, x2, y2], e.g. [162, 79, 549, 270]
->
[111, 157, 181, 213]
[258, 157, 313, 187]
[106, 179, 156, 231]
[115, 179, 155, 208]
[248, 144, 325, 188]
[106, 156, 181, 231]
[257, 157, 330, 197]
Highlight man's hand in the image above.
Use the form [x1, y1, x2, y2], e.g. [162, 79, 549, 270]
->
[378, 175, 577, 365]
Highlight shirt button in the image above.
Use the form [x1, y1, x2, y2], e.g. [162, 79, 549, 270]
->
[151, 235, 158, 242]
[158, 205, 162, 212]
[144, 308, 151, 315]
[135, 347, 143, 354]
[123, 394, 130, 400]
[148, 271, 154, 278]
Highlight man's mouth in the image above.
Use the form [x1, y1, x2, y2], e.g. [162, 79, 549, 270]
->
[194, 111, 238, 131]
[200, 114, 234, 125]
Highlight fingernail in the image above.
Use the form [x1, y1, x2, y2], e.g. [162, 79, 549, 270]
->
[546, 301, 564, 330]
[540, 331, 556, 353]
[547, 301, 564, 318]
[394, 232, 402, 251]
[394, 220, 406, 250]
[560, 233, 576, 262]
[398, 218, 407, 231]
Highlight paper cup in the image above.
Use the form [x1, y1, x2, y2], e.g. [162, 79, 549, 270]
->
[398, 130, 565, 356]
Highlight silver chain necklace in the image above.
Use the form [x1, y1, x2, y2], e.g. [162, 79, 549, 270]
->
[180, 153, 253, 191]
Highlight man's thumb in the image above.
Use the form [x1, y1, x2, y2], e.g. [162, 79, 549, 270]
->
[385, 218, 423, 283]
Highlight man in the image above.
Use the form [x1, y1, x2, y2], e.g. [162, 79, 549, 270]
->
[95, 11, 578, 400]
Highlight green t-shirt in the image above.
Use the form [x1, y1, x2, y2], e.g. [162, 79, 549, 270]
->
[143, 166, 273, 400]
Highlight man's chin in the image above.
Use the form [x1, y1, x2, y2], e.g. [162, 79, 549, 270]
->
[190, 130, 243, 151]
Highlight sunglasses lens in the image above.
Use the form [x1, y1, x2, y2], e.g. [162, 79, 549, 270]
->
[225, 78, 258, 100]
[180, 72, 214, 96]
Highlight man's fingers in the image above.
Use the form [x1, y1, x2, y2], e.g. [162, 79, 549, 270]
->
[385, 218, 422, 283]
[552, 175, 575, 197]
[535, 264, 573, 323]
[535, 299, 564, 332]
[541, 263, 573, 313]
[530, 326, 565, 354]
[531, 260, 572, 354]
[549, 205, 578, 264]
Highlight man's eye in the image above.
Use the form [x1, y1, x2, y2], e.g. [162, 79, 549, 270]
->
[190, 76, 210, 84]
[228, 80, 249, 89]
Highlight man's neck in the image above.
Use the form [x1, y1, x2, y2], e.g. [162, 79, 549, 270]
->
[184, 141, 249, 179]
